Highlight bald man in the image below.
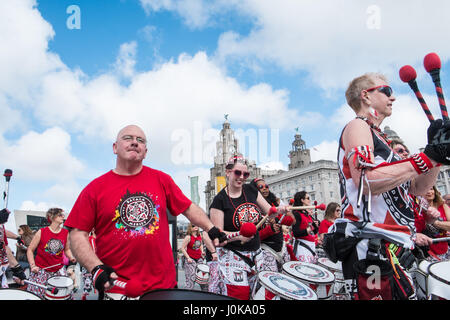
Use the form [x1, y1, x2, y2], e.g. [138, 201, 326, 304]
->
[65, 125, 225, 299]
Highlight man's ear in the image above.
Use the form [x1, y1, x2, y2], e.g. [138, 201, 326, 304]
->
[113, 142, 118, 155]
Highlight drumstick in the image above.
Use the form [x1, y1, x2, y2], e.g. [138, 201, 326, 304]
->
[42, 263, 62, 270]
[256, 207, 278, 230]
[431, 237, 450, 243]
[289, 203, 326, 211]
[23, 280, 59, 294]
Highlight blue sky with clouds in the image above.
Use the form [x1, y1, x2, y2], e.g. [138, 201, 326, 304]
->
[2, 0, 450, 231]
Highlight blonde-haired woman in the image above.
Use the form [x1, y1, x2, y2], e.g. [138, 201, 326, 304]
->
[26, 208, 76, 298]
[180, 223, 205, 291]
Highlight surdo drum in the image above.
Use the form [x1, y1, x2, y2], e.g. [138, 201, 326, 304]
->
[252, 271, 317, 300]
[427, 260, 450, 300]
[413, 259, 431, 300]
[283, 261, 335, 300]
[194, 264, 210, 285]
[317, 257, 347, 299]
[45, 276, 74, 300]
[0, 289, 42, 300]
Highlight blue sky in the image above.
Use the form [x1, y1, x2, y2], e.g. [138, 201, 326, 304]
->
[2, 0, 450, 231]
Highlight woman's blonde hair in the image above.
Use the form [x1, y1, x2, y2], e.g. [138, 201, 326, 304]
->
[345, 73, 388, 112]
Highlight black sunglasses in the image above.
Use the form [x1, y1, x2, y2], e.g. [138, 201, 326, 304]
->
[366, 85, 393, 97]
[394, 147, 409, 154]
[233, 169, 250, 179]
[258, 184, 269, 189]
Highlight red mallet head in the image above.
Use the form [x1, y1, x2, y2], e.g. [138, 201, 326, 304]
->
[315, 203, 326, 211]
[124, 278, 145, 298]
[240, 222, 257, 237]
[424, 52, 441, 72]
[399, 65, 417, 83]
[269, 206, 278, 215]
[289, 198, 294, 205]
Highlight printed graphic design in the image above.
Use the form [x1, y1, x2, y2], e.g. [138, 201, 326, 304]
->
[44, 239, 64, 256]
[232, 203, 262, 229]
[112, 190, 160, 236]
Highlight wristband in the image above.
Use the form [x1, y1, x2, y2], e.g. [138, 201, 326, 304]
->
[91, 264, 115, 292]
[411, 152, 434, 174]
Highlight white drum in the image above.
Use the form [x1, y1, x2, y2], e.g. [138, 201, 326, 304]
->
[195, 264, 210, 285]
[283, 261, 335, 300]
[0, 289, 42, 300]
[45, 276, 74, 300]
[252, 271, 317, 300]
[428, 260, 450, 300]
[317, 257, 346, 299]
[414, 260, 431, 300]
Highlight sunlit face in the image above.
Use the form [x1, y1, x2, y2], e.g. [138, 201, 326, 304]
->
[256, 180, 270, 197]
[392, 143, 409, 160]
[363, 78, 396, 118]
[334, 206, 342, 219]
[113, 125, 148, 163]
[425, 187, 435, 202]
[227, 163, 249, 189]
[301, 193, 311, 206]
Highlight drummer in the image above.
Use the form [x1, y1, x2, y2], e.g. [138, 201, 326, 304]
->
[180, 223, 207, 291]
[250, 178, 293, 270]
[318, 202, 341, 245]
[209, 155, 289, 300]
[291, 191, 319, 263]
[65, 125, 226, 299]
[26, 208, 76, 299]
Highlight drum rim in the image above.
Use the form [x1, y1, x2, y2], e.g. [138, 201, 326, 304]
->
[428, 261, 450, 286]
[282, 261, 335, 283]
[0, 288, 42, 300]
[317, 257, 342, 272]
[46, 275, 74, 288]
[139, 288, 237, 300]
[258, 270, 317, 300]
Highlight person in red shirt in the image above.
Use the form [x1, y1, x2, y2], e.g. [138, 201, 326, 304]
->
[26, 208, 76, 298]
[318, 202, 341, 245]
[424, 186, 450, 260]
[180, 223, 205, 291]
[65, 125, 225, 299]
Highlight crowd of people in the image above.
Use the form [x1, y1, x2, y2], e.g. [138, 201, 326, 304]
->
[1, 69, 450, 301]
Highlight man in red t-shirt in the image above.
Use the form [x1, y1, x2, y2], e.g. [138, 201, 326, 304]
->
[65, 125, 225, 298]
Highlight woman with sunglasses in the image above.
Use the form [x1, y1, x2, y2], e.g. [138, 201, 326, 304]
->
[318, 202, 341, 245]
[180, 223, 206, 291]
[26, 208, 76, 298]
[250, 178, 292, 265]
[291, 191, 319, 263]
[209, 155, 288, 300]
[333, 73, 444, 300]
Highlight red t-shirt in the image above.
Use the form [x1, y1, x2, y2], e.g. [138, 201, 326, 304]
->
[65, 166, 191, 295]
[35, 227, 68, 272]
[430, 205, 449, 255]
[318, 219, 334, 235]
[186, 234, 202, 260]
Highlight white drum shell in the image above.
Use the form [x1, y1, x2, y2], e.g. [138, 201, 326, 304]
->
[428, 260, 450, 300]
[45, 276, 74, 300]
[195, 264, 210, 285]
[0, 289, 42, 300]
[254, 271, 317, 300]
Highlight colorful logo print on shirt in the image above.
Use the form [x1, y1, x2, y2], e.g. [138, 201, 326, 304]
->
[112, 190, 160, 237]
[232, 202, 262, 229]
[44, 239, 64, 256]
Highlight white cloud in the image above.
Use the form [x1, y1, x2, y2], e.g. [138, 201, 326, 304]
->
[0, 127, 84, 182]
[19, 200, 61, 212]
[311, 140, 339, 162]
[114, 41, 137, 78]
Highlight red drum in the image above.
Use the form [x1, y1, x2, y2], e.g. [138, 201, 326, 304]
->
[140, 288, 236, 300]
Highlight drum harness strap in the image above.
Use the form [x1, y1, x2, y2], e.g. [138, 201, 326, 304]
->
[293, 238, 316, 257]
